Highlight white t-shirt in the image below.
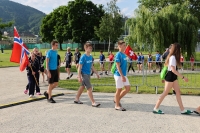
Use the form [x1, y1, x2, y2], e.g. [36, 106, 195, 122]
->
[168, 55, 176, 71]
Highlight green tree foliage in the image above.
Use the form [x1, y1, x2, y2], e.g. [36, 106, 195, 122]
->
[40, 6, 71, 50]
[126, 2, 200, 58]
[67, 0, 104, 47]
[0, 19, 13, 39]
[0, 0, 45, 34]
[95, 0, 123, 53]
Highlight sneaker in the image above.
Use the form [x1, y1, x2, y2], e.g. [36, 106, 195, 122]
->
[99, 73, 103, 75]
[172, 90, 176, 95]
[153, 109, 164, 114]
[44, 91, 49, 99]
[29, 95, 35, 98]
[91, 72, 94, 76]
[36, 92, 41, 95]
[70, 73, 73, 78]
[48, 98, 56, 103]
[153, 70, 156, 73]
[24, 89, 28, 94]
[66, 77, 70, 79]
[181, 109, 193, 114]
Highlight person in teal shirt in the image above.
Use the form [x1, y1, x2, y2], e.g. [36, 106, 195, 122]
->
[113, 40, 131, 111]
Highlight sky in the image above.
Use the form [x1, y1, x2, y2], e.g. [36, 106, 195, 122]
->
[10, 0, 139, 17]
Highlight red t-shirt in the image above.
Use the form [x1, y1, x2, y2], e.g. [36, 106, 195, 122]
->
[180, 56, 184, 62]
[109, 54, 114, 61]
[190, 57, 194, 62]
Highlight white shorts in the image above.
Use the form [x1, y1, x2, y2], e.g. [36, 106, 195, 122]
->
[114, 75, 130, 89]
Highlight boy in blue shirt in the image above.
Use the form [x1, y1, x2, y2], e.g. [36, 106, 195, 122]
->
[74, 42, 100, 107]
[99, 50, 107, 75]
[113, 40, 131, 111]
[44, 40, 58, 103]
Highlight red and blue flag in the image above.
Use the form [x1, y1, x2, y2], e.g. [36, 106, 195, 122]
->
[10, 27, 30, 71]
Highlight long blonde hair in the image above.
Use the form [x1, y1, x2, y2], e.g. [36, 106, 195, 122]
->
[165, 43, 181, 67]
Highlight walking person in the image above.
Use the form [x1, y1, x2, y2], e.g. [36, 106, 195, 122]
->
[113, 40, 130, 111]
[147, 53, 152, 72]
[33, 48, 41, 94]
[137, 53, 142, 73]
[44, 40, 59, 103]
[153, 43, 192, 114]
[74, 42, 100, 107]
[26, 52, 40, 98]
[107, 51, 114, 75]
[99, 50, 107, 75]
[180, 53, 184, 71]
[64, 47, 73, 79]
[154, 51, 162, 73]
[39, 52, 46, 82]
[74, 48, 81, 70]
[127, 57, 135, 73]
[190, 54, 195, 71]
[57, 54, 61, 80]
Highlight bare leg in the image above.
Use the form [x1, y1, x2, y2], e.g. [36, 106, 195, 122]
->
[87, 88, 95, 104]
[173, 80, 184, 111]
[154, 81, 173, 109]
[47, 82, 58, 99]
[75, 86, 84, 101]
[119, 85, 130, 100]
[115, 88, 122, 108]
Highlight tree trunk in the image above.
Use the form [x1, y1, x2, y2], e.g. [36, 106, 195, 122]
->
[59, 43, 63, 50]
[108, 36, 111, 54]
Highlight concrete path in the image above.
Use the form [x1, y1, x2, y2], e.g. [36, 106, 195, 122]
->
[0, 67, 200, 133]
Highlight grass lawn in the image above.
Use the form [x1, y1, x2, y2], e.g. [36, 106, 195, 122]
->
[59, 73, 200, 95]
[1, 49, 200, 95]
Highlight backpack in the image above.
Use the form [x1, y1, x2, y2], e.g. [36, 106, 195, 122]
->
[111, 53, 122, 74]
[160, 66, 168, 80]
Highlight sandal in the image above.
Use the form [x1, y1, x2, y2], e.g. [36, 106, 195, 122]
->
[181, 110, 193, 115]
[74, 100, 83, 104]
[92, 103, 101, 107]
[115, 107, 126, 111]
[153, 109, 164, 114]
[193, 111, 200, 115]
[113, 100, 122, 107]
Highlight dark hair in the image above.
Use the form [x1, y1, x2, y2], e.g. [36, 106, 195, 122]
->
[118, 40, 125, 45]
[165, 43, 181, 66]
[51, 40, 58, 46]
[84, 42, 92, 49]
[100, 50, 103, 53]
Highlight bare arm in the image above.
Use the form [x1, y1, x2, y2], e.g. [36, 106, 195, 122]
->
[171, 66, 188, 82]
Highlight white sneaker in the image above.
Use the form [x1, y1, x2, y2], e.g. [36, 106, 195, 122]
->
[29, 95, 35, 98]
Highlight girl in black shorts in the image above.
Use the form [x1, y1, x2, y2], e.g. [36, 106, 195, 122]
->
[153, 43, 193, 115]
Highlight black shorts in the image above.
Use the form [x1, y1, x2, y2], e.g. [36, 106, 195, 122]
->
[49, 70, 58, 84]
[137, 62, 141, 64]
[40, 67, 44, 72]
[165, 71, 177, 82]
[65, 63, 71, 68]
[156, 62, 162, 66]
[75, 60, 79, 64]
[181, 62, 183, 66]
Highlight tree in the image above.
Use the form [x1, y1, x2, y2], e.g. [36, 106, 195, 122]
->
[40, 6, 70, 50]
[67, 0, 104, 48]
[95, 0, 123, 53]
[0, 19, 13, 40]
[125, 2, 200, 58]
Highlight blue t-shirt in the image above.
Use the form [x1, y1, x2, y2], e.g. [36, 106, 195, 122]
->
[148, 56, 152, 62]
[137, 55, 141, 62]
[141, 55, 144, 62]
[79, 54, 93, 75]
[114, 52, 127, 76]
[46, 49, 57, 70]
[99, 54, 105, 61]
[156, 53, 161, 61]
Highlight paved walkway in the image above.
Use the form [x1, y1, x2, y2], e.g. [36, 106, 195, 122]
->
[0, 67, 200, 133]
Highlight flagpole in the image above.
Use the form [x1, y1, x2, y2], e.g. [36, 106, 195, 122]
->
[29, 65, 39, 87]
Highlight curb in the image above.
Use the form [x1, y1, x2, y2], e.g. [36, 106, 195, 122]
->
[0, 93, 64, 109]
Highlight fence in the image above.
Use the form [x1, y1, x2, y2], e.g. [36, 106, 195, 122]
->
[89, 60, 200, 94]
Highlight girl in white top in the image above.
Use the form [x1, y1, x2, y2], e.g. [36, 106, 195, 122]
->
[153, 43, 193, 114]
